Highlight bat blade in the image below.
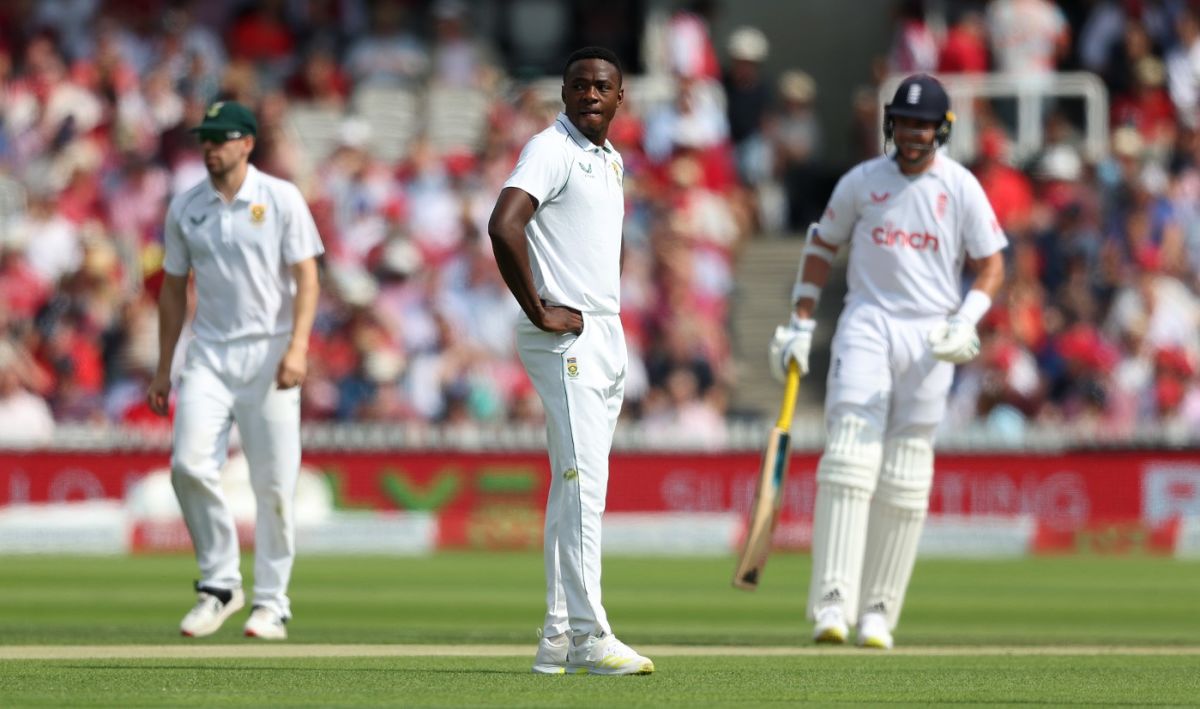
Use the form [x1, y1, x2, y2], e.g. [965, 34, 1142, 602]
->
[731, 425, 792, 590]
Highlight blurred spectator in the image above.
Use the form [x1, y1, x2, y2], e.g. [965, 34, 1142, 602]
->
[723, 26, 771, 187]
[938, 7, 990, 74]
[1166, 10, 1200, 130]
[888, 0, 939, 74]
[772, 70, 822, 230]
[973, 127, 1034, 234]
[428, 0, 493, 89]
[286, 44, 351, 109]
[986, 0, 1070, 78]
[0, 340, 55, 445]
[665, 0, 721, 81]
[344, 0, 428, 88]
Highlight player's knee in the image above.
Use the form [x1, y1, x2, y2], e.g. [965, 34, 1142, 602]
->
[170, 452, 212, 485]
[875, 437, 934, 511]
[817, 413, 883, 492]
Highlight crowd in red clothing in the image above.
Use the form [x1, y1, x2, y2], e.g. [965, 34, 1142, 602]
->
[2, 0, 1199, 445]
[0, 0, 758, 446]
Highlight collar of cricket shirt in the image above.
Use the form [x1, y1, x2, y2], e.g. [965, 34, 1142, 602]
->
[208, 164, 262, 205]
[556, 113, 614, 155]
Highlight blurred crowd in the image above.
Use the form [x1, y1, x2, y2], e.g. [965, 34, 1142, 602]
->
[2, 0, 1199, 446]
[0, 0, 798, 446]
[883, 0, 1200, 439]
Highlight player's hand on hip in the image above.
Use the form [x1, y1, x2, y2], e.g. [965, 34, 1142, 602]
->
[928, 315, 981, 364]
[537, 305, 584, 335]
[768, 315, 815, 382]
[276, 346, 308, 389]
[146, 372, 172, 417]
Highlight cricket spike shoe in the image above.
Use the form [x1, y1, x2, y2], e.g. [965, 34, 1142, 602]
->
[180, 584, 245, 637]
[243, 606, 289, 640]
[566, 632, 655, 675]
[813, 605, 848, 644]
[531, 629, 568, 674]
[856, 610, 894, 650]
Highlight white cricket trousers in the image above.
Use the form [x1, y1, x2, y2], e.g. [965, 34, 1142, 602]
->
[171, 334, 301, 619]
[517, 312, 626, 639]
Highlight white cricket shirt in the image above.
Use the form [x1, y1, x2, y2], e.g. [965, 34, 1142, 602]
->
[503, 113, 625, 315]
[163, 165, 325, 342]
[816, 154, 1007, 318]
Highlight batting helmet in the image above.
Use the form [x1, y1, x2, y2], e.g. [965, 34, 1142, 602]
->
[883, 74, 954, 147]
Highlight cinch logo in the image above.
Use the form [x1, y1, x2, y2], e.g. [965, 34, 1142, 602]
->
[871, 223, 940, 251]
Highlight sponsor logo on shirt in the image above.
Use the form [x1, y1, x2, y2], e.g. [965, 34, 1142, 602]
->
[189, 214, 207, 226]
[870, 191, 890, 203]
[870, 223, 940, 252]
[578, 161, 594, 177]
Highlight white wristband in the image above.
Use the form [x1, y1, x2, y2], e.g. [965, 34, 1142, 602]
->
[956, 289, 992, 325]
[792, 281, 822, 305]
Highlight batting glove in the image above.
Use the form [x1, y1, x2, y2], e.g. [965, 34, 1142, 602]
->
[928, 315, 981, 364]
[768, 315, 816, 382]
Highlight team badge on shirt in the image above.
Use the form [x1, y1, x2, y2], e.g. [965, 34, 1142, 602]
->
[566, 357, 580, 378]
[250, 204, 267, 224]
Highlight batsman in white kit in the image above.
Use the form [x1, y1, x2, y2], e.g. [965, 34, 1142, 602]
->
[488, 47, 653, 675]
[148, 101, 323, 640]
[769, 74, 1007, 648]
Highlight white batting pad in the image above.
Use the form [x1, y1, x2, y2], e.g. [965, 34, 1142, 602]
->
[807, 414, 882, 625]
[859, 437, 934, 630]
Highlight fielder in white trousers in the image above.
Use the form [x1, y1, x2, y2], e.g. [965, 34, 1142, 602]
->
[171, 334, 301, 619]
[517, 312, 625, 638]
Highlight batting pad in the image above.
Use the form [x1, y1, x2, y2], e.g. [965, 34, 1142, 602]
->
[807, 414, 882, 625]
[860, 437, 933, 630]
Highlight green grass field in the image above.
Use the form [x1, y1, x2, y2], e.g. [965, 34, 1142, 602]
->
[2, 553, 1199, 707]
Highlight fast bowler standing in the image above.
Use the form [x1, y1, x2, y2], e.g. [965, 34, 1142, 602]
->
[488, 47, 654, 675]
[769, 74, 1006, 648]
[148, 101, 324, 640]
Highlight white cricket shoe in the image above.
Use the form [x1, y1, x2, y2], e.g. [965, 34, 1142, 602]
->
[813, 605, 848, 644]
[243, 606, 288, 640]
[531, 629, 568, 674]
[180, 586, 244, 637]
[856, 611, 893, 649]
[566, 632, 655, 675]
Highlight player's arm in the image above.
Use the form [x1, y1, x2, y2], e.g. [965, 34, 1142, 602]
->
[149, 272, 189, 416]
[278, 257, 319, 389]
[487, 187, 581, 334]
[767, 224, 839, 382]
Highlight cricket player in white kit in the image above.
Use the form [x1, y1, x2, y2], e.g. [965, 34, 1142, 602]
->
[148, 101, 324, 640]
[769, 74, 1007, 649]
[488, 47, 654, 676]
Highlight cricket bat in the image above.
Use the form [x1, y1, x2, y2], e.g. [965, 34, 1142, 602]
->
[732, 361, 801, 590]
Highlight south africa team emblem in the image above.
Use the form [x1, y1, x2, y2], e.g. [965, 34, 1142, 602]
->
[250, 204, 266, 224]
[566, 357, 579, 378]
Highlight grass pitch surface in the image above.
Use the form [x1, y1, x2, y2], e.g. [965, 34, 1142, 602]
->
[2, 554, 1198, 706]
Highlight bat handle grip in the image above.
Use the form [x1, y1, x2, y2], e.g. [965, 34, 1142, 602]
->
[776, 362, 801, 431]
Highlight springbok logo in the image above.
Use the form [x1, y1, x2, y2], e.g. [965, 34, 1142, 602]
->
[250, 204, 266, 224]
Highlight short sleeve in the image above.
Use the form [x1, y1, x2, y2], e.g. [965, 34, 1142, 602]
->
[815, 166, 861, 246]
[162, 201, 191, 276]
[959, 172, 1008, 259]
[281, 184, 325, 265]
[503, 134, 570, 208]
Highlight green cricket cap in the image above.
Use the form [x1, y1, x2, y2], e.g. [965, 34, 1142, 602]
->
[190, 101, 258, 139]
